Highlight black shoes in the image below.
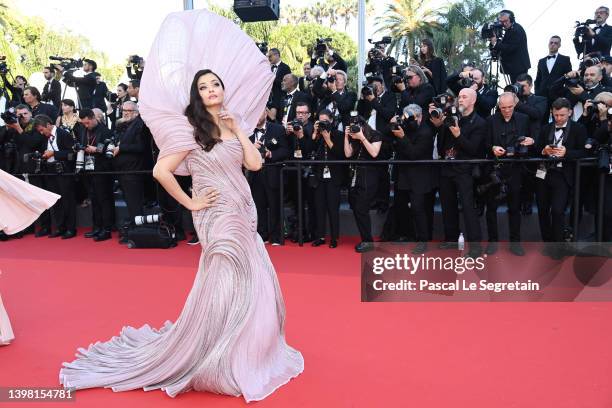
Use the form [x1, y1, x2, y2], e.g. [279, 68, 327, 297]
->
[187, 235, 200, 245]
[93, 230, 111, 242]
[35, 228, 50, 237]
[355, 242, 374, 253]
[509, 242, 525, 256]
[61, 230, 77, 240]
[329, 240, 337, 248]
[48, 230, 65, 238]
[85, 229, 101, 238]
[412, 242, 427, 254]
[485, 242, 499, 255]
[311, 238, 325, 247]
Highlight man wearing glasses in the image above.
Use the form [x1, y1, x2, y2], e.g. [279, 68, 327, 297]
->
[574, 6, 612, 57]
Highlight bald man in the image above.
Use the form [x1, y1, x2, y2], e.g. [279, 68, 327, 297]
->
[430, 87, 486, 258]
[484, 92, 534, 256]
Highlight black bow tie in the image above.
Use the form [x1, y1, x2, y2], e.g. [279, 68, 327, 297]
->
[547, 55, 556, 60]
[555, 127, 566, 131]
[254, 128, 265, 134]
[271, 65, 277, 72]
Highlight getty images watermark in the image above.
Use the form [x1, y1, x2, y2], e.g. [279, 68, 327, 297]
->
[360, 243, 612, 302]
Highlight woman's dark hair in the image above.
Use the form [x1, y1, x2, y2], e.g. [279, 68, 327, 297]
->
[61, 99, 76, 111]
[418, 38, 436, 63]
[117, 83, 128, 92]
[185, 69, 225, 152]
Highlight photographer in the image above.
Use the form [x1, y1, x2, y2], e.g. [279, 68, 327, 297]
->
[356, 76, 396, 213]
[364, 43, 397, 90]
[573, 6, 612, 57]
[0, 124, 18, 173]
[488, 10, 531, 83]
[267, 48, 291, 122]
[431, 88, 486, 258]
[1, 74, 27, 108]
[41, 66, 61, 109]
[447, 68, 498, 118]
[111, 101, 148, 226]
[23, 86, 58, 123]
[285, 101, 316, 242]
[390, 104, 436, 254]
[109, 83, 129, 130]
[77, 109, 115, 242]
[416, 38, 447, 95]
[396, 65, 435, 114]
[536, 98, 587, 256]
[126, 55, 144, 80]
[280, 74, 311, 125]
[298, 62, 312, 92]
[313, 69, 357, 130]
[534, 36, 573, 104]
[7, 104, 51, 236]
[344, 114, 382, 253]
[310, 42, 348, 74]
[564, 65, 611, 109]
[92, 72, 109, 113]
[311, 109, 345, 249]
[127, 79, 140, 103]
[581, 91, 612, 135]
[57, 58, 97, 109]
[248, 110, 288, 246]
[593, 118, 612, 241]
[33, 114, 76, 239]
[483, 93, 534, 256]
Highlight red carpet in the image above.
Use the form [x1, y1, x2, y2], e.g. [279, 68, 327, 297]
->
[0, 233, 611, 407]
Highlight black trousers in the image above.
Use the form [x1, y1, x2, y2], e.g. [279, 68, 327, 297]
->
[117, 173, 145, 221]
[535, 170, 570, 242]
[88, 162, 115, 230]
[45, 171, 76, 232]
[287, 172, 316, 238]
[314, 180, 341, 240]
[395, 187, 430, 242]
[157, 175, 192, 235]
[373, 166, 391, 209]
[602, 176, 612, 242]
[349, 172, 379, 242]
[439, 172, 482, 243]
[28, 174, 51, 230]
[251, 173, 281, 243]
[485, 166, 522, 242]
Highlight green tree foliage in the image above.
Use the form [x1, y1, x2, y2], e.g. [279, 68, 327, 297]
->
[433, 0, 504, 70]
[0, 3, 122, 86]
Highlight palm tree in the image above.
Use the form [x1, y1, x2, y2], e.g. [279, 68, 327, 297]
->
[375, 0, 440, 62]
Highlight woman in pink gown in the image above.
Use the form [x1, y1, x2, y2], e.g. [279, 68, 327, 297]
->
[58, 9, 303, 402]
[0, 168, 61, 345]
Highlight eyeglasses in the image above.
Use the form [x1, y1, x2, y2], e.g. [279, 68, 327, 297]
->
[123, 109, 136, 112]
[406, 75, 416, 80]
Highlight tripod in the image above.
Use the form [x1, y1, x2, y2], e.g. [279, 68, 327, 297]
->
[485, 53, 511, 91]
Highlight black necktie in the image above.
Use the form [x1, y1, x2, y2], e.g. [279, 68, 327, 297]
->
[271, 65, 277, 73]
[547, 55, 556, 60]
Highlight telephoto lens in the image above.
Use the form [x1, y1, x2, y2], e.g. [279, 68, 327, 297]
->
[134, 213, 162, 226]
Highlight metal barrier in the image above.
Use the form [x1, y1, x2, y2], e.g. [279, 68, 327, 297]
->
[9, 157, 607, 246]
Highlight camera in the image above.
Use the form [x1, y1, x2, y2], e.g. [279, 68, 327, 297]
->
[361, 82, 374, 98]
[477, 165, 508, 200]
[504, 135, 528, 156]
[481, 21, 504, 40]
[597, 144, 611, 171]
[318, 119, 334, 133]
[1, 107, 18, 125]
[431, 93, 455, 119]
[561, 76, 582, 88]
[134, 213, 162, 226]
[256, 42, 268, 55]
[315, 38, 332, 58]
[0, 56, 8, 75]
[23, 151, 43, 174]
[107, 91, 118, 104]
[367, 36, 392, 62]
[290, 119, 302, 132]
[443, 106, 460, 128]
[49, 55, 84, 71]
[574, 19, 597, 38]
[583, 56, 601, 68]
[504, 82, 523, 97]
[74, 142, 86, 173]
[101, 139, 116, 159]
[128, 55, 143, 65]
[349, 111, 361, 134]
[458, 73, 474, 88]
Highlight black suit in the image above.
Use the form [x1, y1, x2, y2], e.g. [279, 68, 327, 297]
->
[534, 54, 572, 102]
[422, 57, 447, 95]
[574, 24, 612, 57]
[316, 88, 357, 127]
[535, 121, 587, 242]
[436, 111, 486, 244]
[248, 122, 288, 243]
[399, 83, 435, 113]
[484, 111, 532, 242]
[78, 123, 115, 231]
[491, 22, 531, 82]
[42, 79, 62, 109]
[311, 129, 345, 241]
[31, 102, 59, 124]
[92, 81, 109, 113]
[310, 53, 348, 74]
[280, 89, 311, 124]
[270, 62, 292, 115]
[63, 71, 97, 109]
[45, 127, 76, 233]
[393, 121, 435, 242]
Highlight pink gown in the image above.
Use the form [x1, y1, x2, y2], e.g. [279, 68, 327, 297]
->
[0, 168, 61, 345]
[58, 9, 304, 402]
